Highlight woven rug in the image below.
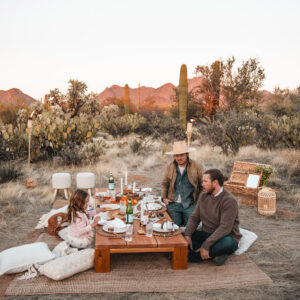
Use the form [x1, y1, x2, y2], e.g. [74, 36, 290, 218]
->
[5, 252, 272, 296]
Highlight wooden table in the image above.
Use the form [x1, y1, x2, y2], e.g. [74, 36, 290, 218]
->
[94, 212, 188, 272]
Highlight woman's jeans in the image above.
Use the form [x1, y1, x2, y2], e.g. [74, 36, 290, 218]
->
[167, 202, 196, 227]
[188, 230, 238, 262]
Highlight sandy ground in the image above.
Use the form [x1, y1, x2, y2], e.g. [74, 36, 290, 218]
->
[1, 144, 300, 299]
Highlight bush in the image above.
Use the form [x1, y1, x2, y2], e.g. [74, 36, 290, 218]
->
[0, 163, 22, 184]
[0, 106, 101, 161]
[100, 107, 146, 137]
[58, 143, 83, 166]
[200, 110, 257, 156]
[137, 112, 186, 144]
[129, 137, 151, 154]
[256, 115, 300, 150]
[79, 138, 107, 163]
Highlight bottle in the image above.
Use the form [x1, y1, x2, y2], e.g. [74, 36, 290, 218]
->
[108, 171, 114, 190]
[126, 198, 133, 224]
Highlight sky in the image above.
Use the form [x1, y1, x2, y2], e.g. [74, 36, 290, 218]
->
[0, 0, 300, 99]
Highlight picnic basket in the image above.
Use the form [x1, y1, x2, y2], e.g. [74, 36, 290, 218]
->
[224, 161, 271, 207]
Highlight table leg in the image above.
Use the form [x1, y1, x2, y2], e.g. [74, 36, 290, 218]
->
[172, 246, 187, 269]
[94, 249, 110, 272]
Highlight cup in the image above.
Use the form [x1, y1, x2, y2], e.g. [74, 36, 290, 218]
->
[120, 198, 127, 213]
[125, 224, 133, 242]
[166, 221, 173, 232]
[146, 221, 153, 237]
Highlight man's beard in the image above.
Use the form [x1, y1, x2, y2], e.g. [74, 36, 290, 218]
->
[206, 186, 215, 195]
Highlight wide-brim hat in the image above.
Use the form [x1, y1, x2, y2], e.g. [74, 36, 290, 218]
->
[165, 140, 196, 155]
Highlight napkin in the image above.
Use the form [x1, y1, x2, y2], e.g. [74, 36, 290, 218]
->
[141, 187, 152, 192]
[153, 222, 179, 232]
[103, 218, 126, 229]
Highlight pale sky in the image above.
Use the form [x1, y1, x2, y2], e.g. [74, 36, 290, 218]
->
[1, 0, 299, 99]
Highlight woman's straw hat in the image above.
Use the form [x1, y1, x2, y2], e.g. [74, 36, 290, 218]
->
[165, 140, 196, 155]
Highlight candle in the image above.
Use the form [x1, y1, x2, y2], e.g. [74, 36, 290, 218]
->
[133, 181, 136, 193]
[120, 177, 123, 195]
[125, 171, 128, 186]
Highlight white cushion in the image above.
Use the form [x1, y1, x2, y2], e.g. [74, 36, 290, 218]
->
[52, 173, 71, 189]
[234, 228, 258, 255]
[76, 172, 95, 189]
[0, 242, 55, 275]
[39, 249, 94, 280]
[58, 226, 70, 241]
[35, 205, 68, 229]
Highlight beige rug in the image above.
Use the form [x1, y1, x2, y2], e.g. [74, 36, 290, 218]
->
[5, 252, 272, 296]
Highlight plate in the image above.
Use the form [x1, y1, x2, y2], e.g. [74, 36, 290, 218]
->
[102, 224, 126, 234]
[144, 203, 162, 211]
[100, 204, 120, 211]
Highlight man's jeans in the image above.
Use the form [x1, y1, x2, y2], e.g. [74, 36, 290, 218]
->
[188, 230, 238, 262]
[167, 202, 196, 227]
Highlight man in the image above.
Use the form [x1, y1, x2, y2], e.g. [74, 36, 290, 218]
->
[185, 169, 241, 266]
[161, 140, 203, 227]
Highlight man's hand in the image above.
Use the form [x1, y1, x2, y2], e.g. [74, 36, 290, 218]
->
[185, 236, 193, 250]
[163, 198, 172, 205]
[92, 216, 100, 227]
[195, 247, 211, 260]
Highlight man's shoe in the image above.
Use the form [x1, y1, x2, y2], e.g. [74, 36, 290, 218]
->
[213, 254, 228, 266]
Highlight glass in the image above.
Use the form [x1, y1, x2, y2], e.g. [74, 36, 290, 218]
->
[104, 191, 111, 203]
[166, 221, 174, 232]
[120, 198, 127, 213]
[125, 224, 133, 242]
[146, 221, 153, 237]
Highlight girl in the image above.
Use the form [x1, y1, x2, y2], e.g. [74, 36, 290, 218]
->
[67, 189, 100, 248]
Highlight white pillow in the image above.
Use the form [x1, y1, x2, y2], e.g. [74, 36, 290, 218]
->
[234, 228, 258, 255]
[39, 248, 94, 280]
[35, 205, 68, 229]
[0, 242, 56, 275]
[52, 241, 78, 258]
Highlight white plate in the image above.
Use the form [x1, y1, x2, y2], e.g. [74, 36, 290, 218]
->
[144, 203, 162, 211]
[102, 224, 126, 234]
[100, 204, 120, 211]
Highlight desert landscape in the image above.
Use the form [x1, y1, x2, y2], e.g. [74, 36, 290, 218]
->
[1, 0, 300, 299]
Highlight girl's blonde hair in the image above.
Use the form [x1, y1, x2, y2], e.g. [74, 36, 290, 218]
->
[67, 189, 89, 222]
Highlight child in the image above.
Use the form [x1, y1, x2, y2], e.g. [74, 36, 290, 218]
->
[67, 189, 100, 248]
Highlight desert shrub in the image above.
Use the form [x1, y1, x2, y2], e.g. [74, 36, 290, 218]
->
[58, 143, 83, 166]
[200, 110, 257, 156]
[100, 106, 146, 137]
[0, 163, 22, 184]
[79, 138, 107, 163]
[256, 115, 300, 150]
[0, 102, 29, 125]
[137, 112, 186, 143]
[129, 137, 152, 154]
[0, 106, 101, 161]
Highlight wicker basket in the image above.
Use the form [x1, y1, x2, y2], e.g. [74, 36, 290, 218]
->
[258, 187, 276, 216]
[224, 161, 271, 207]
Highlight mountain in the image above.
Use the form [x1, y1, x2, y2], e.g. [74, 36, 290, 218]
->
[96, 77, 205, 109]
[0, 88, 37, 105]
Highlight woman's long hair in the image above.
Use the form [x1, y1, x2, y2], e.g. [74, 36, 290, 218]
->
[67, 189, 89, 222]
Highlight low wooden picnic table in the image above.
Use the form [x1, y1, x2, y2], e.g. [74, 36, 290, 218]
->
[94, 209, 188, 273]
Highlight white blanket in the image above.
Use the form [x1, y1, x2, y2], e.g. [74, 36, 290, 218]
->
[35, 205, 68, 229]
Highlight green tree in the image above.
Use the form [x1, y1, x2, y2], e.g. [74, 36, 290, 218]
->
[195, 57, 265, 111]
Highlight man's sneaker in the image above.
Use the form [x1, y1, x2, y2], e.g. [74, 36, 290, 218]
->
[213, 254, 228, 266]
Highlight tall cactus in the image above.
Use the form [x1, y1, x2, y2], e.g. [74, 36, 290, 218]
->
[124, 84, 130, 114]
[178, 64, 188, 130]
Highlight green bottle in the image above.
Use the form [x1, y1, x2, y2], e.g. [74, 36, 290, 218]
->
[126, 198, 133, 224]
[108, 171, 114, 190]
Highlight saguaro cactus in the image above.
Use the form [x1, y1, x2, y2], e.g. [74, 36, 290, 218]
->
[178, 64, 188, 130]
[124, 84, 130, 114]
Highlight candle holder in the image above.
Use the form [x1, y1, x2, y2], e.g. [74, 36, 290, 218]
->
[25, 111, 37, 189]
